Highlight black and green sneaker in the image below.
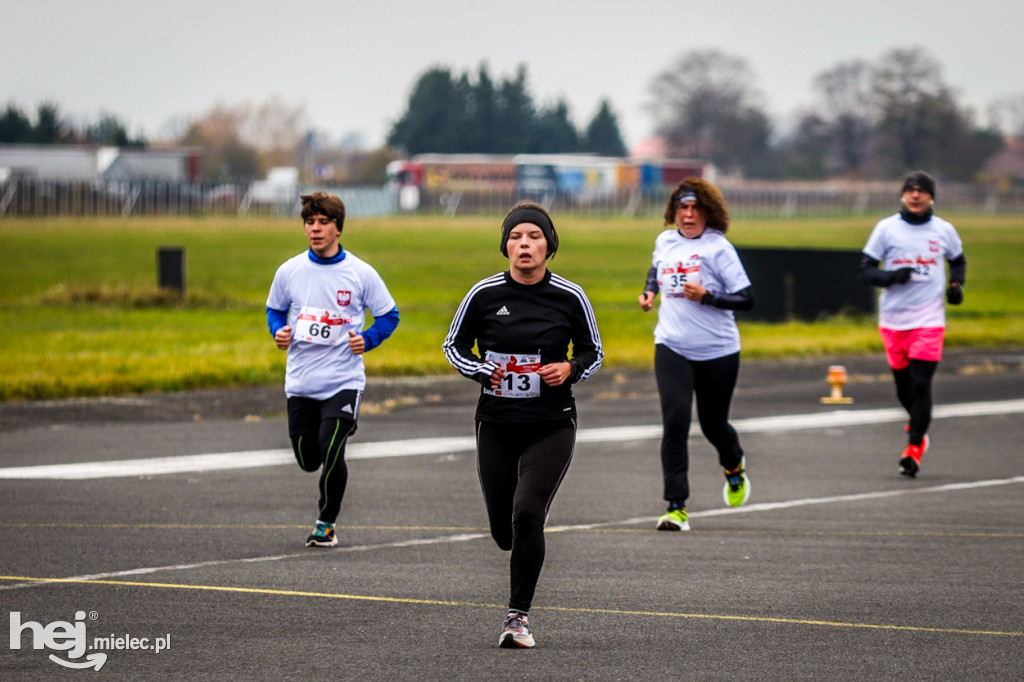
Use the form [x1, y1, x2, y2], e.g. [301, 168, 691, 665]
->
[723, 458, 750, 507]
[656, 506, 690, 531]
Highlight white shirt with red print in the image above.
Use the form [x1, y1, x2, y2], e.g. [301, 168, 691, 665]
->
[651, 228, 751, 361]
[267, 251, 396, 399]
[863, 213, 963, 330]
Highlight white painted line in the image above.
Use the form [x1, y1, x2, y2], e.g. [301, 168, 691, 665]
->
[3, 475, 1021, 593]
[2, 399, 1023, 480]
[0, 532, 495, 591]
[577, 474, 1024, 527]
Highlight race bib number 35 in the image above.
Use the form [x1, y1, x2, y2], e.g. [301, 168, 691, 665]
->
[294, 306, 349, 346]
[660, 260, 701, 298]
[483, 351, 542, 399]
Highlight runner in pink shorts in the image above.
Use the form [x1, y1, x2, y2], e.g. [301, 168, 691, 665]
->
[860, 171, 966, 477]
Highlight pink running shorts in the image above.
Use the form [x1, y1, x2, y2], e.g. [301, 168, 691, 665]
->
[879, 327, 945, 370]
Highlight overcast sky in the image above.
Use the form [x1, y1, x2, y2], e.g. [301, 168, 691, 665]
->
[3, 0, 1022, 151]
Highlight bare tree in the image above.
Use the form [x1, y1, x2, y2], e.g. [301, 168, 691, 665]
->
[245, 96, 308, 167]
[647, 49, 771, 174]
[178, 103, 263, 181]
[813, 60, 874, 174]
[987, 93, 1024, 138]
[870, 47, 960, 171]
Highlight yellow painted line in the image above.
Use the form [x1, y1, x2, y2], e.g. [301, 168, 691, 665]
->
[2, 575, 1020, 638]
[540, 604, 1024, 637]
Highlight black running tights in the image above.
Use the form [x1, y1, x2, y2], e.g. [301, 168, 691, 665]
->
[475, 419, 576, 613]
[654, 344, 744, 506]
[892, 359, 938, 447]
[288, 393, 358, 525]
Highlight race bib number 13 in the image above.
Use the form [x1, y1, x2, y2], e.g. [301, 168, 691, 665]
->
[294, 306, 347, 346]
[483, 351, 542, 399]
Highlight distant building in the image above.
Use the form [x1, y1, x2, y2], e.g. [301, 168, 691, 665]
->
[980, 137, 1024, 185]
[0, 144, 204, 183]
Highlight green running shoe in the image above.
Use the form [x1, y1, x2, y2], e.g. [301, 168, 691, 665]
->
[656, 507, 690, 531]
[723, 458, 751, 507]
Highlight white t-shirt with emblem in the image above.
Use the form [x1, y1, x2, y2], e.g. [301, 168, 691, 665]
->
[862, 213, 963, 330]
[651, 228, 751, 361]
[267, 251, 396, 399]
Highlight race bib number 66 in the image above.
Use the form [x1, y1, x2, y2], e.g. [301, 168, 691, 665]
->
[483, 351, 542, 399]
[294, 306, 348, 346]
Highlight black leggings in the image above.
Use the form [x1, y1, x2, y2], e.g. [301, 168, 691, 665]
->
[287, 389, 361, 524]
[475, 419, 576, 613]
[654, 344, 743, 505]
[892, 359, 938, 446]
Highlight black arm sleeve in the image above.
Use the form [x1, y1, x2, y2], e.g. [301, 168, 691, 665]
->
[947, 253, 966, 285]
[701, 286, 754, 311]
[642, 265, 659, 295]
[860, 255, 897, 287]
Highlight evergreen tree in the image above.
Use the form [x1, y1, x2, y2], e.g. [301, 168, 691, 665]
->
[582, 99, 627, 156]
[387, 67, 466, 154]
[467, 64, 498, 152]
[0, 103, 33, 143]
[389, 63, 628, 156]
[533, 100, 579, 153]
[32, 102, 65, 144]
[493, 66, 536, 153]
[85, 114, 132, 146]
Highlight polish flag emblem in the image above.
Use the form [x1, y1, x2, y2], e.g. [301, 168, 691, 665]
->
[337, 290, 352, 306]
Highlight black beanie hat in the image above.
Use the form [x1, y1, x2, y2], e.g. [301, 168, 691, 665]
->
[901, 170, 936, 199]
[500, 207, 558, 259]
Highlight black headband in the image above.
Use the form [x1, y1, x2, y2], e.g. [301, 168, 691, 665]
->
[500, 208, 558, 258]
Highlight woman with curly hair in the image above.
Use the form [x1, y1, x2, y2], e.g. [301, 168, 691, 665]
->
[637, 178, 754, 531]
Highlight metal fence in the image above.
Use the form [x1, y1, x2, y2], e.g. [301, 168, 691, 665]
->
[2, 177, 1022, 219]
[0, 179, 401, 218]
[411, 181, 1024, 218]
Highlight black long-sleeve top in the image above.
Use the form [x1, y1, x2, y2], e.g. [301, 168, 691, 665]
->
[443, 271, 603, 422]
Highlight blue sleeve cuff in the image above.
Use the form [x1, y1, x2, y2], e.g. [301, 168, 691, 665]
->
[361, 307, 400, 352]
[266, 307, 289, 336]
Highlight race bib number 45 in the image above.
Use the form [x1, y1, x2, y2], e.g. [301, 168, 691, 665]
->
[483, 351, 541, 399]
[294, 306, 349, 346]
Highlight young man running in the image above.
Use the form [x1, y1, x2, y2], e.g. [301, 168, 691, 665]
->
[266, 191, 399, 546]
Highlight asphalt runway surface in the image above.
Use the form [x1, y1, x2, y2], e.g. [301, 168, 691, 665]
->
[1, 349, 1022, 680]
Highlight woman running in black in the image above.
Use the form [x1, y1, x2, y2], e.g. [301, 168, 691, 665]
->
[638, 178, 754, 531]
[443, 200, 603, 649]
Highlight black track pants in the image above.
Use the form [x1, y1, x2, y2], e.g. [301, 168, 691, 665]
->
[654, 344, 743, 505]
[475, 419, 576, 613]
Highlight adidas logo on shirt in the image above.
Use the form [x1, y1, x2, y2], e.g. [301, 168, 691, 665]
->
[496, 306, 510, 316]
[340, 404, 353, 414]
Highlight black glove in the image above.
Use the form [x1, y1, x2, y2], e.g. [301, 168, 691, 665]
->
[946, 283, 964, 305]
[891, 267, 914, 284]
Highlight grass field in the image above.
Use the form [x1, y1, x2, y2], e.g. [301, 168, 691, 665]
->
[1, 213, 1021, 400]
